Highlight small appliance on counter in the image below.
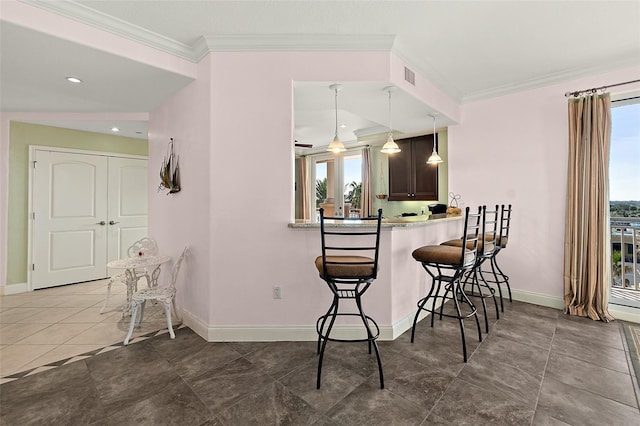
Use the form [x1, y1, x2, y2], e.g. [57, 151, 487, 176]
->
[428, 203, 447, 219]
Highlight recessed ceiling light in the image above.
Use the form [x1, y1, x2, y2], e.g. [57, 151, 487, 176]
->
[111, 127, 120, 132]
[339, 124, 347, 128]
[65, 77, 82, 83]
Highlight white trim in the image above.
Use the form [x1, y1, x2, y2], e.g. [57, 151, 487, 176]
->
[22, 1, 396, 63]
[0, 282, 28, 295]
[197, 34, 394, 56]
[23, 0, 196, 61]
[508, 288, 565, 310]
[461, 55, 640, 103]
[181, 308, 211, 341]
[29, 145, 147, 161]
[609, 304, 640, 324]
[182, 299, 444, 342]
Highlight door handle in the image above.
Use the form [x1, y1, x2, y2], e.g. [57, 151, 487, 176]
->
[109, 221, 120, 225]
[96, 221, 106, 226]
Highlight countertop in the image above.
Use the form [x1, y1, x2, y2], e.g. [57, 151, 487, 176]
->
[288, 214, 463, 228]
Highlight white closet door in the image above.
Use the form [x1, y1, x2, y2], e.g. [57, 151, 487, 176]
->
[32, 150, 109, 289]
[107, 157, 148, 263]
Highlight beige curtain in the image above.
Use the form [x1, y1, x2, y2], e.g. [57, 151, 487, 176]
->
[563, 93, 613, 322]
[296, 157, 310, 220]
[361, 147, 373, 217]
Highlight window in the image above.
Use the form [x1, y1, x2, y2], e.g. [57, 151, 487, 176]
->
[310, 150, 362, 220]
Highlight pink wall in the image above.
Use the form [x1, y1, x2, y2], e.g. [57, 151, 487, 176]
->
[206, 52, 391, 329]
[148, 56, 213, 322]
[149, 50, 461, 336]
[448, 66, 640, 303]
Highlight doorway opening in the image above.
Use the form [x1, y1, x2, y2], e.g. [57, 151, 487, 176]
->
[609, 98, 640, 308]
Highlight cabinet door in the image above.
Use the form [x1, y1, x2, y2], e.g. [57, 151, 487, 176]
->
[388, 139, 413, 201]
[413, 135, 439, 200]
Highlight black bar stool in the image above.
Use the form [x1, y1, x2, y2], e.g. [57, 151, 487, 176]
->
[480, 204, 512, 312]
[410, 206, 482, 362]
[441, 205, 500, 333]
[314, 208, 384, 389]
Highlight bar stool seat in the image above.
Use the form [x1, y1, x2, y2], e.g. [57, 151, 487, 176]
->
[314, 256, 376, 277]
[412, 245, 476, 266]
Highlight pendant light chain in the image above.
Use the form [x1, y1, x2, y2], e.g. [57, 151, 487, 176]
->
[381, 86, 401, 154]
[427, 113, 443, 164]
[388, 90, 392, 135]
[335, 86, 339, 137]
[327, 84, 346, 153]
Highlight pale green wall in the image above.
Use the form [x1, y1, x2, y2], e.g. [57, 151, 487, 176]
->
[6, 122, 148, 285]
[370, 129, 449, 218]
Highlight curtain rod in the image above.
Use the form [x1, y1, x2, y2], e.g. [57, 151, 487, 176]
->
[565, 79, 640, 98]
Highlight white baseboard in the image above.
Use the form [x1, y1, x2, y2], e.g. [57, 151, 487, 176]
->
[0, 282, 28, 295]
[505, 286, 640, 324]
[182, 296, 445, 342]
[608, 304, 640, 324]
[181, 286, 640, 342]
[509, 288, 564, 310]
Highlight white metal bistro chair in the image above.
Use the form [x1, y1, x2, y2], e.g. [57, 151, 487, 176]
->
[100, 237, 158, 314]
[124, 246, 187, 345]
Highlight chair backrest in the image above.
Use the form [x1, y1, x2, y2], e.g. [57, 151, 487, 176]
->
[319, 208, 382, 281]
[128, 237, 158, 258]
[460, 206, 482, 268]
[168, 247, 187, 290]
[498, 204, 512, 248]
[480, 205, 499, 257]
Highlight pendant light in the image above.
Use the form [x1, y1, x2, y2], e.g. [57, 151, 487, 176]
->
[381, 86, 401, 154]
[427, 113, 443, 164]
[327, 84, 346, 153]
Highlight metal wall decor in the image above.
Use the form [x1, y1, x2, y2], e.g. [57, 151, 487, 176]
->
[159, 138, 181, 194]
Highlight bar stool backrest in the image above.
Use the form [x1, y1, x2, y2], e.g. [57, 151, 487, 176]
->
[481, 205, 499, 257]
[319, 208, 383, 281]
[498, 204, 512, 248]
[461, 206, 482, 269]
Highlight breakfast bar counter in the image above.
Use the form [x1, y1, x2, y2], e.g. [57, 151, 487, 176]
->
[289, 214, 464, 340]
[289, 214, 462, 228]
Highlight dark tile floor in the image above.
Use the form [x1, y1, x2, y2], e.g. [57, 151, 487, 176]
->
[1, 299, 640, 426]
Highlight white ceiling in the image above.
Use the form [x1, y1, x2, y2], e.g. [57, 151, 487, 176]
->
[2, 0, 639, 143]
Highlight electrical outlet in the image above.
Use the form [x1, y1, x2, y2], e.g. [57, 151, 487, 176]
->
[273, 286, 282, 299]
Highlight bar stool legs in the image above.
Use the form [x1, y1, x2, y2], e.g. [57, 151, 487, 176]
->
[316, 282, 384, 389]
[410, 266, 482, 362]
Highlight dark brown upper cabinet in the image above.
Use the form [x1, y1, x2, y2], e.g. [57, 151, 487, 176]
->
[388, 134, 438, 201]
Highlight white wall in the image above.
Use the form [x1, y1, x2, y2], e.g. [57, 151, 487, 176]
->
[448, 65, 640, 305]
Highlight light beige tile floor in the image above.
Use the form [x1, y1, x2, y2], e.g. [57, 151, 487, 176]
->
[0, 279, 177, 377]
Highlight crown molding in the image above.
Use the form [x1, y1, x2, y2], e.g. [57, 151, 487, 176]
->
[461, 55, 640, 103]
[192, 34, 395, 61]
[22, 1, 396, 64]
[22, 0, 200, 61]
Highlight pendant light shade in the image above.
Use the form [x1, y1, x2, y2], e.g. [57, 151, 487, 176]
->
[327, 84, 346, 153]
[427, 113, 443, 164]
[381, 86, 401, 154]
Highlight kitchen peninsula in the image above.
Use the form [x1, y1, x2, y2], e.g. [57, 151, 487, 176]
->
[289, 215, 463, 339]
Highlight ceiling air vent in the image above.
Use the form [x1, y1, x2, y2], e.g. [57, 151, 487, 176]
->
[404, 67, 415, 85]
